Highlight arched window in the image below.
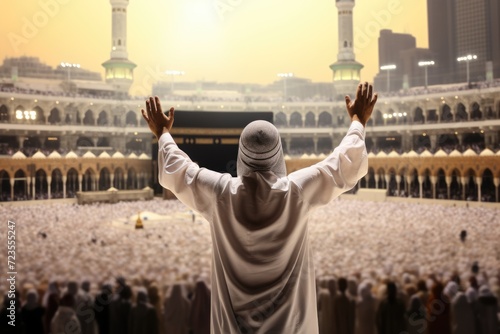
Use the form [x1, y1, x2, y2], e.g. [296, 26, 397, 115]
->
[481, 169, 495, 202]
[413, 107, 424, 123]
[274, 113, 287, 127]
[83, 169, 95, 191]
[367, 168, 376, 189]
[387, 169, 397, 196]
[441, 104, 452, 122]
[305, 112, 316, 127]
[126, 111, 137, 126]
[470, 102, 482, 120]
[99, 168, 111, 190]
[398, 169, 406, 196]
[456, 103, 467, 121]
[48, 108, 61, 124]
[13, 170, 27, 200]
[289, 112, 303, 127]
[66, 168, 79, 198]
[485, 107, 493, 119]
[35, 169, 48, 200]
[0, 170, 11, 201]
[97, 111, 108, 125]
[34, 106, 45, 124]
[318, 112, 332, 127]
[422, 169, 432, 199]
[0, 105, 9, 122]
[436, 169, 447, 199]
[114, 168, 125, 190]
[409, 169, 419, 197]
[83, 110, 95, 125]
[450, 169, 461, 200]
[127, 168, 137, 189]
[51, 169, 64, 198]
[464, 169, 477, 201]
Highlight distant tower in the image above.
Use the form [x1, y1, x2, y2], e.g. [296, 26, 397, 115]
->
[330, 0, 363, 98]
[102, 0, 136, 95]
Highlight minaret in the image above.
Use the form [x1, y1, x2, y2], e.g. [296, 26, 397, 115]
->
[102, 0, 136, 95]
[330, 0, 364, 98]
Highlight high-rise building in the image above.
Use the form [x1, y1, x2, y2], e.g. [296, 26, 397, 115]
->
[374, 30, 417, 91]
[427, 0, 456, 85]
[400, 48, 435, 88]
[330, 0, 363, 98]
[427, 0, 500, 84]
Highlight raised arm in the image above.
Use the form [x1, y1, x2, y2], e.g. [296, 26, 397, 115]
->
[141, 97, 225, 216]
[289, 83, 377, 208]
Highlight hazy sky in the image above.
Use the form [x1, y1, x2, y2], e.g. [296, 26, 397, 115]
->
[1, 0, 427, 96]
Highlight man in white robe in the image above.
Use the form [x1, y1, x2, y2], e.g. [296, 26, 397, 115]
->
[141, 83, 377, 334]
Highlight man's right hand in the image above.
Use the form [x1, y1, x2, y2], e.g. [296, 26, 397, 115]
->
[345, 82, 378, 127]
[141, 96, 175, 139]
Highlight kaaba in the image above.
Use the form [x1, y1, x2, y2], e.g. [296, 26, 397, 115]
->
[151, 110, 274, 194]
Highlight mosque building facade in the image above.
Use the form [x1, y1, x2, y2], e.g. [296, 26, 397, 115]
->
[0, 0, 499, 203]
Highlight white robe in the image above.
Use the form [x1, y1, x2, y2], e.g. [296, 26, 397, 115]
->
[158, 121, 368, 334]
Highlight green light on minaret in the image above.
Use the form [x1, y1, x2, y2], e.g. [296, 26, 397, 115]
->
[331, 0, 364, 97]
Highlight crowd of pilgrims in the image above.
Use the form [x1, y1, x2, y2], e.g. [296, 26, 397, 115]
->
[0, 198, 499, 333]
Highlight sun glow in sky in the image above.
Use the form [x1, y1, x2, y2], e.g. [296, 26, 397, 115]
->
[0, 0, 427, 96]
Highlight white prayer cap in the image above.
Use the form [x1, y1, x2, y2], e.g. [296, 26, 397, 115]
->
[444, 281, 458, 299]
[466, 287, 478, 302]
[479, 285, 493, 297]
[237, 120, 286, 177]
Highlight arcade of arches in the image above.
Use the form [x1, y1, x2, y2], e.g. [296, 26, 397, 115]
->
[1, 155, 499, 203]
[0, 157, 151, 201]
[286, 155, 500, 203]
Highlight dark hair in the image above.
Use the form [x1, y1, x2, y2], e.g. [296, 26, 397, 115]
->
[387, 281, 397, 302]
[60, 293, 75, 307]
[119, 285, 132, 300]
[416, 279, 427, 292]
[469, 276, 479, 289]
[337, 278, 348, 294]
[471, 262, 479, 274]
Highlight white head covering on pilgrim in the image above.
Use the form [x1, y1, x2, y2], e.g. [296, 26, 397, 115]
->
[451, 292, 476, 334]
[237, 120, 286, 177]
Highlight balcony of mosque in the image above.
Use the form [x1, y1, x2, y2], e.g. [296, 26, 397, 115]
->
[2, 85, 500, 133]
[364, 119, 500, 133]
[0, 121, 153, 136]
[0, 89, 115, 105]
